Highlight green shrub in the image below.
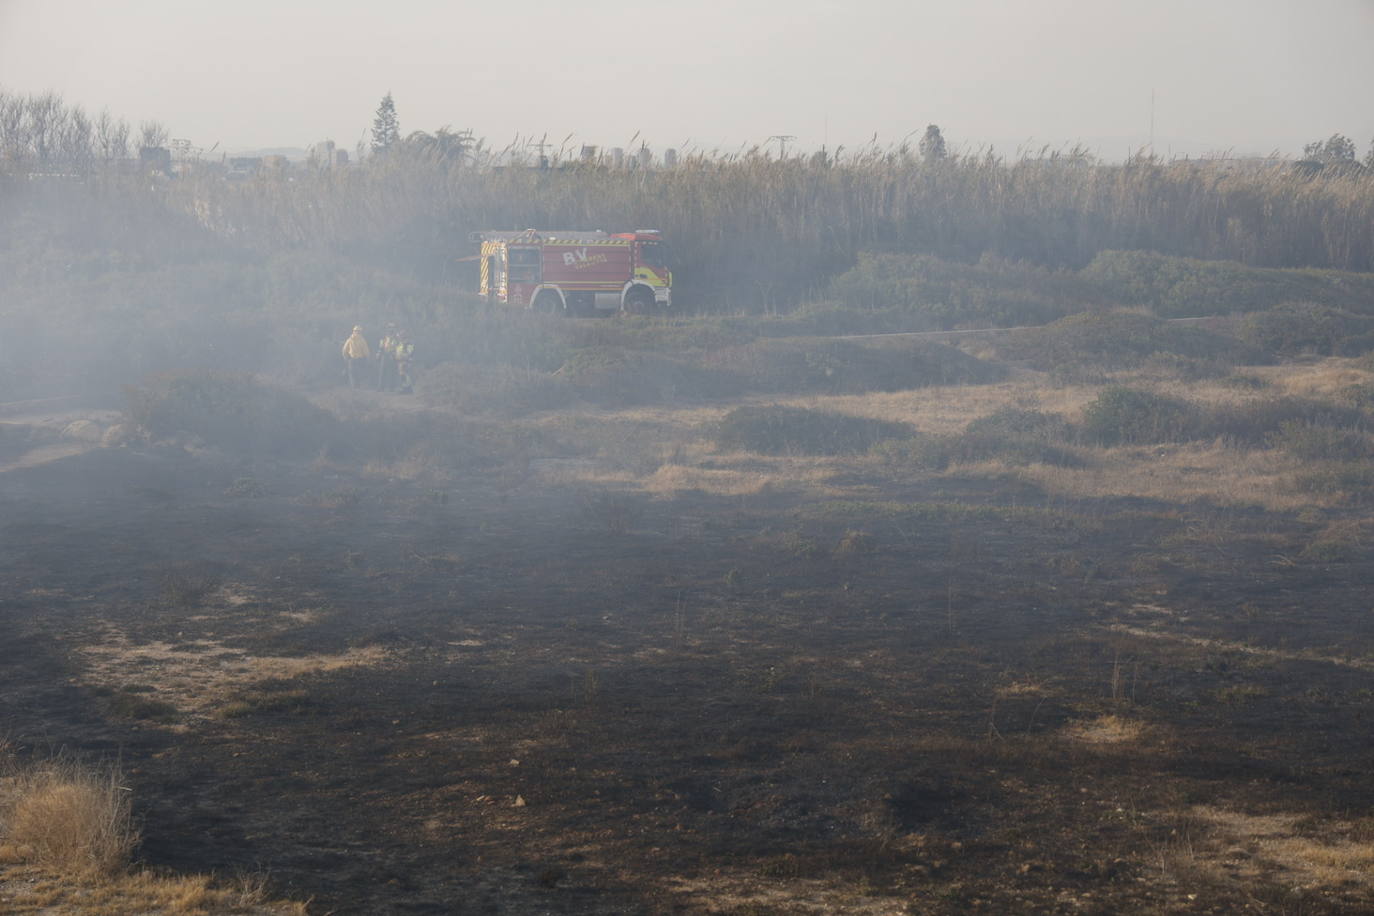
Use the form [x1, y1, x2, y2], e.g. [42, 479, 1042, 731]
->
[964, 407, 1073, 442]
[878, 407, 1085, 469]
[908, 433, 1085, 470]
[1268, 420, 1374, 462]
[716, 405, 914, 455]
[1293, 463, 1374, 501]
[1202, 397, 1366, 446]
[1081, 386, 1201, 445]
[999, 310, 1254, 372]
[828, 252, 1089, 327]
[1081, 251, 1374, 318]
[1237, 302, 1374, 357]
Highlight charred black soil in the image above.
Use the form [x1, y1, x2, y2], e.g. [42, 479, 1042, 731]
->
[4, 409, 1374, 913]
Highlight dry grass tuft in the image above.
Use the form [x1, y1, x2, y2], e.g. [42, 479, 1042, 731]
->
[0, 750, 306, 912]
[0, 758, 136, 876]
[1064, 714, 1146, 744]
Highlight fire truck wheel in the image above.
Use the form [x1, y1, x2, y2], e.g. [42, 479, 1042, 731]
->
[622, 287, 656, 315]
[532, 291, 564, 315]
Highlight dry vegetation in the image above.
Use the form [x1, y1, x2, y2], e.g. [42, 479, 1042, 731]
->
[0, 746, 303, 914]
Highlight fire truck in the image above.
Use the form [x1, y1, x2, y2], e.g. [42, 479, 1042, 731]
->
[472, 229, 672, 315]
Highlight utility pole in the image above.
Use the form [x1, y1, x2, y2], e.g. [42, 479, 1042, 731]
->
[767, 134, 796, 159]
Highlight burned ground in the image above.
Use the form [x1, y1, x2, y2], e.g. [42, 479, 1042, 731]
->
[4, 357, 1374, 913]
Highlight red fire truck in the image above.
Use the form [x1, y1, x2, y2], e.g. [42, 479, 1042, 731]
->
[473, 229, 672, 315]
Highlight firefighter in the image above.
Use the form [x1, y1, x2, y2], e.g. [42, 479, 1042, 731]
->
[394, 330, 416, 393]
[376, 323, 399, 391]
[341, 325, 371, 388]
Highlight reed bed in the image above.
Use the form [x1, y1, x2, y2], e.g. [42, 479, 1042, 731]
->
[165, 146, 1374, 310]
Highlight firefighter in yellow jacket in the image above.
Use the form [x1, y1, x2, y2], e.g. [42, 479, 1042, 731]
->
[341, 325, 371, 388]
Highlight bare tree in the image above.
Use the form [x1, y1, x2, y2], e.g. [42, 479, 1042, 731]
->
[0, 90, 26, 167]
[58, 103, 94, 170]
[139, 119, 169, 150]
[95, 109, 130, 161]
[25, 91, 65, 164]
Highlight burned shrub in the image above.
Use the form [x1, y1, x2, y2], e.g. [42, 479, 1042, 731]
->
[706, 337, 1003, 396]
[418, 362, 574, 414]
[717, 405, 914, 456]
[125, 371, 337, 458]
[554, 347, 735, 405]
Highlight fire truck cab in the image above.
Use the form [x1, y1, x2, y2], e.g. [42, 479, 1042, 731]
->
[473, 229, 672, 315]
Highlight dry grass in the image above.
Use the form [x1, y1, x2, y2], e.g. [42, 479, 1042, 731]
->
[0, 758, 136, 876]
[77, 627, 392, 721]
[0, 749, 305, 914]
[1014, 442, 1311, 510]
[1181, 806, 1374, 891]
[1064, 714, 1146, 745]
[0, 863, 308, 914]
[773, 378, 1098, 436]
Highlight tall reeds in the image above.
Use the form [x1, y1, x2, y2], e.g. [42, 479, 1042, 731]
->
[167, 145, 1374, 309]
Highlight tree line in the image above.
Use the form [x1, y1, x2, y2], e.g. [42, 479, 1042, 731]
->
[0, 88, 168, 172]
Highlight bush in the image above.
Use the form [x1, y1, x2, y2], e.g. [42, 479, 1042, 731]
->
[124, 370, 337, 458]
[716, 405, 914, 455]
[418, 362, 574, 414]
[828, 252, 1090, 328]
[1268, 420, 1374, 462]
[1293, 463, 1374, 502]
[1081, 250, 1374, 318]
[964, 406, 1073, 442]
[1237, 302, 1374, 357]
[706, 337, 1003, 396]
[1201, 397, 1367, 446]
[1081, 386, 1201, 445]
[0, 759, 137, 875]
[999, 310, 1254, 372]
[555, 347, 736, 405]
[878, 407, 1084, 469]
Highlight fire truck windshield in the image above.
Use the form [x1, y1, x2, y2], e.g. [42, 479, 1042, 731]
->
[638, 242, 670, 270]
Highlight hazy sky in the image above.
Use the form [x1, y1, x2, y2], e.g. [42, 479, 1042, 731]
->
[2, 0, 1372, 160]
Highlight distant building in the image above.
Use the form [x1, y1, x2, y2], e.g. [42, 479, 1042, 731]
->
[309, 140, 349, 169]
[227, 156, 262, 180]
